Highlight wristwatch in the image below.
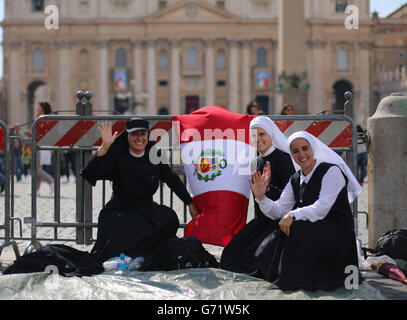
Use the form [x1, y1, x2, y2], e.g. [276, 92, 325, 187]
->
[288, 212, 296, 220]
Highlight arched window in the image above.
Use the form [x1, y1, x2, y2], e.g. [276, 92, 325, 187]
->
[256, 47, 267, 67]
[115, 48, 127, 68]
[159, 49, 168, 70]
[216, 49, 226, 70]
[336, 0, 348, 13]
[80, 49, 89, 73]
[337, 48, 348, 70]
[186, 47, 198, 70]
[32, 0, 44, 12]
[32, 48, 44, 72]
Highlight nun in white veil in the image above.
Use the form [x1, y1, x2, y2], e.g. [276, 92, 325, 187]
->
[251, 130, 361, 291]
[220, 116, 296, 277]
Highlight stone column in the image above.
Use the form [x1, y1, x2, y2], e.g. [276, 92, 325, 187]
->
[8, 40, 22, 125]
[241, 39, 251, 109]
[146, 38, 157, 114]
[132, 39, 144, 101]
[96, 40, 110, 108]
[55, 40, 74, 109]
[307, 39, 327, 114]
[170, 38, 181, 115]
[358, 40, 372, 128]
[228, 39, 239, 113]
[204, 38, 215, 107]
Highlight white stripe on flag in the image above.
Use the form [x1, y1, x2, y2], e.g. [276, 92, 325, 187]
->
[181, 139, 256, 199]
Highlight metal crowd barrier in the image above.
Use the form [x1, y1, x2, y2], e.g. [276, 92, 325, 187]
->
[0, 121, 20, 264]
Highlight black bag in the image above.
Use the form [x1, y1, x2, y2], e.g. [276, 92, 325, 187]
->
[374, 228, 407, 261]
[141, 236, 219, 271]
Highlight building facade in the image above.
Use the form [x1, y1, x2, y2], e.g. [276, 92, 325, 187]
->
[0, 0, 389, 130]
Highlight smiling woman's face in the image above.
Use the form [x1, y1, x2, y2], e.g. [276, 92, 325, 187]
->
[252, 127, 273, 155]
[290, 138, 316, 175]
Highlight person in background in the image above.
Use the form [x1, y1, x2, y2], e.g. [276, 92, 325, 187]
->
[246, 101, 261, 115]
[280, 103, 294, 115]
[357, 125, 367, 186]
[35, 101, 55, 194]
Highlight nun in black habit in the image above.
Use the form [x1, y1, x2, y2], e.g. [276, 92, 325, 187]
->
[80, 118, 198, 263]
[251, 131, 362, 291]
[220, 116, 296, 276]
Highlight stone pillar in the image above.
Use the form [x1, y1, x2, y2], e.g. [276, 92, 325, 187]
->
[307, 39, 327, 114]
[8, 40, 22, 125]
[204, 38, 215, 107]
[228, 39, 239, 113]
[55, 40, 73, 108]
[358, 40, 372, 128]
[146, 39, 157, 114]
[97, 40, 110, 108]
[132, 39, 144, 101]
[367, 93, 407, 247]
[241, 39, 251, 110]
[170, 38, 181, 114]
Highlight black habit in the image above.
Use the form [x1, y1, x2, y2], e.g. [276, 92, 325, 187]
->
[219, 148, 295, 276]
[80, 133, 192, 262]
[255, 162, 359, 291]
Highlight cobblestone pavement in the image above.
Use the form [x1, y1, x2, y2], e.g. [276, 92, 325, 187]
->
[1, 175, 407, 299]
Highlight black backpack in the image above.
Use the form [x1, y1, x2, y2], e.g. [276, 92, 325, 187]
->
[141, 236, 219, 271]
[374, 229, 407, 261]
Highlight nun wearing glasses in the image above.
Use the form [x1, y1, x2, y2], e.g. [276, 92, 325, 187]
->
[251, 131, 362, 291]
[220, 116, 296, 276]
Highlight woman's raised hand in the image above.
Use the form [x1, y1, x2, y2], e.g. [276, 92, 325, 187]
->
[96, 121, 118, 157]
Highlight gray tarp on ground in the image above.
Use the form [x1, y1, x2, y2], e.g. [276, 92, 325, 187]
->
[0, 268, 385, 300]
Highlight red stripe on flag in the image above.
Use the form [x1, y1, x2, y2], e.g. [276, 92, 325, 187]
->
[55, 120, 97, 147]
[35, 120, 59, 143]
[274, 120, 295, 133]
[93, 120, 126, 146]
[305, 121, 332, 137]
[328, 124, 353, 148]
[184, 190, 249, 247]
[0, 128, 4, 151]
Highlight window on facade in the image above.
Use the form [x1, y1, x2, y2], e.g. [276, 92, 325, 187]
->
[335, 0, 347, 13]
[159, 49, 168, 70]
[32, 0, 44, 12]
[186, 47, 198, 70]
[337, 48, 348, 70]
[80, 49, 89, 73]
[216, 49, 226, 70]
[216, 1, 225, 10]
[32, 48, 44, 72]
[159, 1, 167, 10]
[115, 48, 127, 68]
[256, 47, 267, 67]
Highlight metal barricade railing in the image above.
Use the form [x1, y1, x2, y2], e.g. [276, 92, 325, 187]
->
[0, 121, 20, 264]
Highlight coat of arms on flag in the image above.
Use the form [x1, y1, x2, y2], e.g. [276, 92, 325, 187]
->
[173, 106, 257, 247]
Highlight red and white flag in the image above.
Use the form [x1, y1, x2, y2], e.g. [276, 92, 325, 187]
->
[173, 106, 256, 247]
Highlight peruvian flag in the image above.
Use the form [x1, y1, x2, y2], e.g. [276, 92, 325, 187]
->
[173, 106, 256, 247]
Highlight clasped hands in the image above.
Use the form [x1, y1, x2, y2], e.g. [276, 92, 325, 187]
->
[249, 161, 294, 236]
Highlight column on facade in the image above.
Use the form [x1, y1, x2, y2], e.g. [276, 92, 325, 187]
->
[146, 39, 157, 114]
[8, 40, 22, 124]
[241, 39, 251, 109]
[204, 38, 215, 107]
[307, 39, 327, 114]
[170, 38, 181, 115]
[97, 39, 109, 108]
[132, 39, 144, 107]
[55, 40, 73, 109]
[358, 40, 371, 128]
[228, 38, 239, 113]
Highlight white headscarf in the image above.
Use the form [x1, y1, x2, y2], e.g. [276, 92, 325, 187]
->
[287, 131, 362, 203]
[249, 116, 300, 170]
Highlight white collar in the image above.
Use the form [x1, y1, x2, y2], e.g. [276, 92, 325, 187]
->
[261, 146, 275, 158]
[129, 150, 145, 158]
[300, 158, 321, 185]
